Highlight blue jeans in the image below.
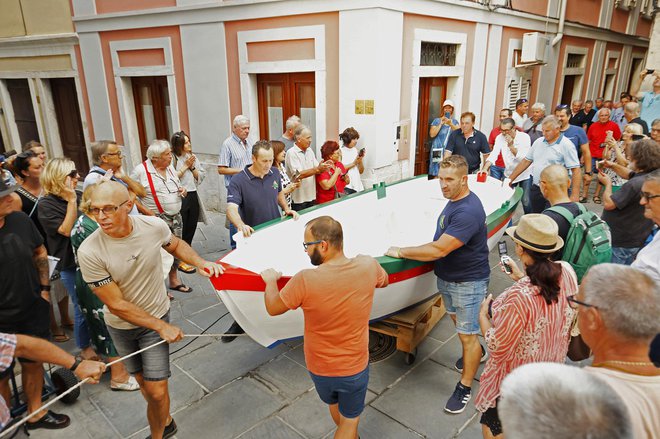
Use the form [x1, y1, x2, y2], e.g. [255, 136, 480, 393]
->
[437, 277, 489, 335]
[513, 177, 533, 214]
[309, 366, 369, 418]
[611, 247, 640, 265]
[60, 268, 91, 350]
[489, 165, 505, 181]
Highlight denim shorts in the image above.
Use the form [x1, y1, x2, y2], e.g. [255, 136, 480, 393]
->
[106, 312, 171, 381]
[309, 366, 369, 419]
[437, 277, 489, 335]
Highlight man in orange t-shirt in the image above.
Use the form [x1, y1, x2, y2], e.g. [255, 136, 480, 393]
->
[261, 216, 388, 439]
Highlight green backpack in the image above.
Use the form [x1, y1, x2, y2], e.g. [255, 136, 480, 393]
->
[547, 204, 612, 283]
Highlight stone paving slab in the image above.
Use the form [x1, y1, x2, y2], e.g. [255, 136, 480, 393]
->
[277, 389, 337, 439]
[371, 360, 480, 439]
[253, 354, 314, 401]
[235, 417, 306, 439]
[173, 376, 287, 439]
[358, 406, 425, 439]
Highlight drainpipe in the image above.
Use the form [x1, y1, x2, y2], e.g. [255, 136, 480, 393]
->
[552, 0, 567, 47]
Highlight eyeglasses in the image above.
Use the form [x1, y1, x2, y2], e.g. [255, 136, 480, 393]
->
[302, 240, 323, 250]
[567, 296, 598, 309]
[641, 192, 660, 201]
[89, 200, 129, 216]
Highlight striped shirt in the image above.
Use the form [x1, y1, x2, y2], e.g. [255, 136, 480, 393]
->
[0, 332, 17, 430]
[218, 133, 253, 187]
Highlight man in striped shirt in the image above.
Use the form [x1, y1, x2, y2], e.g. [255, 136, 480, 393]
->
[218, 115, 253, 249]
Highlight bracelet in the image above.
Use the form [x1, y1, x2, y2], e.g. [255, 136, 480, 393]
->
[40, 284, 51, 291]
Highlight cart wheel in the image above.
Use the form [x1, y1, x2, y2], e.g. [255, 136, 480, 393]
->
[51, 368, 80, 404]
[404, 349, 418, 365]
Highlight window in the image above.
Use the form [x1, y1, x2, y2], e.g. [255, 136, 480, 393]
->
[566, 54, 585, 69]
[507, 77, 531, 110]
[132, 76, 172, 160]
[420, 42, 458, 66]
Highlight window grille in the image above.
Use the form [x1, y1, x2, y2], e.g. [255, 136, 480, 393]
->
[420, 42, 458, 66]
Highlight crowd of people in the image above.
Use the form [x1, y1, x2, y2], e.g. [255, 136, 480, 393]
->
[0, 70, 658, 439]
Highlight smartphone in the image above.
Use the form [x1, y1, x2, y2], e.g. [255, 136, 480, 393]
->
[647, 69, 655, 74]
[444, 111, 451, 119]
[358, 148, 366, 157]
[292, 170, 301, 182]
[596, 160, 604, 171]
[488, 301, 493, 319]
[501, 255, 513, 274]
[497, 240, 507, 257]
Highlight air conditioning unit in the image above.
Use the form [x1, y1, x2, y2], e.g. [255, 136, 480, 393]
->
[521, 33, 548, 64]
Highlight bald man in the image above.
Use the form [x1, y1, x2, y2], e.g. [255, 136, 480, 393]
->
[77, 180, 223, 439]
[539, 165, 582, 258]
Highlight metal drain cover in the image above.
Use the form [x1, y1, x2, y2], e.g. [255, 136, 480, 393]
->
[368, 330, 397, 363]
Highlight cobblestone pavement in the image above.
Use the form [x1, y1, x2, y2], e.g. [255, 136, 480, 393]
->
[14, 195, 603, 439]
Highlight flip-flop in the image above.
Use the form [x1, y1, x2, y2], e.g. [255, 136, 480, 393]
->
[177, 263, 197, 274]
[52, 333, 70, 343]
[593, 196, 602, 204]
[169, 284, 193, 293]
[579, 197, 588, 203]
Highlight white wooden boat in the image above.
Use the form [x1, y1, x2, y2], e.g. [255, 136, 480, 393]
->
[212, 175, 522, 347]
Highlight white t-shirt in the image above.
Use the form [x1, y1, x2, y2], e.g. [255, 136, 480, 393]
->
[340, 146, 364, 192]
[512, 112, 528, 128]
[632, 232, 660, 285]
[486, 132, 533, 183]
[586, 366, 660, 439]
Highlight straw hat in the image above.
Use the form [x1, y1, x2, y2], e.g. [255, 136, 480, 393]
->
[505, 214, 564, 253]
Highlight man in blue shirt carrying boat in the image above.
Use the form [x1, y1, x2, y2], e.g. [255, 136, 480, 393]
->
[386, 155, 489, 415]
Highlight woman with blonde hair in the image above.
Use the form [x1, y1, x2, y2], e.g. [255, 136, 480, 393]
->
[38, 158, 95, 360]
[70, 183, 139, 390]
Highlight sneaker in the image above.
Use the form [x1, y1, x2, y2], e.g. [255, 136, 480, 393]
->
[25, 410, 71, 430]
[111, 375, 140, 391]
[221, 321, 245, 343]
[455, 344, 488, 373]
[444, 382, 471, 414]
[146, 418, 177, 439]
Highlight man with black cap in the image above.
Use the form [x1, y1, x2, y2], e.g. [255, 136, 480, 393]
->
[0, 179, 71, 430]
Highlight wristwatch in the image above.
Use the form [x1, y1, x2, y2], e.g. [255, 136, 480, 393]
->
[585, 171, 593, 176]
[40, 284, 51, 291]
[69, 355, 83, 372]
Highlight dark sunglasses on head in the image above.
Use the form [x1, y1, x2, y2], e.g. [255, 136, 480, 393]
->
[67, 169, 80, 178]
[555, 104, 569, 110]
[631, 134, 646, 141]
[17, 150, 36, 159]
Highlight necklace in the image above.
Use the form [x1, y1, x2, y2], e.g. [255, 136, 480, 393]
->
[594, 360, 654, 367]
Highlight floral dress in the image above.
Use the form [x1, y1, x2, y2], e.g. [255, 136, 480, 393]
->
[474, 261, 579, 412]
[70, 214, 118, 357]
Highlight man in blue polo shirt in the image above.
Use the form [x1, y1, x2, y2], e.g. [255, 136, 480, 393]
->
[223, 140, 298, 342]
[445, 112, 490, 174]
[508, 116, 581, 213]
[386, 155, 490, 415]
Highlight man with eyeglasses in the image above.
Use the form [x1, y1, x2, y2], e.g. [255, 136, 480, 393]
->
[631, 169, 660, 284]
[78, 180, 224, 439]
[84, 141, 145, 215]
[574, 264, 660, 439]
[650, 119, 660, 143]
[260, 216, 388, 439]
[481, 117, 533, 213]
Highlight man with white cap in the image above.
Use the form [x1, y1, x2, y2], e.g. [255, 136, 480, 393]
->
[428, 99, 459, 178]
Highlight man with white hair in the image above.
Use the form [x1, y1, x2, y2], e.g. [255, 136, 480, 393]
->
[285, 124, 330, 211]
[132, 140, 190, 294]
[508, 116, 581, 213]
[633, 170, 660, 285]
[280, 115, 301, 151]
[575, 264, 660, 439]
[522, 102, 545, 143]
[219, 115, 253, 249]
[499, 362, 633, 439]
[623, 101, 649, 135]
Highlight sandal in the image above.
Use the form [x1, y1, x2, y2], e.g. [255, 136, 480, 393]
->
[177, 263, 197, 274]
[579, 197, 588, 203]
[52, 332, 70, 343]
[169, 284, 193, 293]
[593, 196, 602, 204]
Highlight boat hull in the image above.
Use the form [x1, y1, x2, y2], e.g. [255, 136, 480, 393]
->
[213, 175, 521, 347]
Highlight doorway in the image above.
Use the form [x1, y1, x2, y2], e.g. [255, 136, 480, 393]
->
[6, 79, 40, 147]
[415, 77, 447, 176]
[51, 78, 88, 174]
[560, 75, 579, 106]
[132, 76, 172, 160]
[257, 72, 315, 148]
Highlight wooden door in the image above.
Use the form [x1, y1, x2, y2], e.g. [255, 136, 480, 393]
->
[257, 72, 315, 146]
[415, 77, 447, 176]
[132, 76, 171, 160]
[6, 79, 40, 146]
[51, 78, 89, 174]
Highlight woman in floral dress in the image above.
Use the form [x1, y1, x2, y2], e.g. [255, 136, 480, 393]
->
[475, 215, 579, 438]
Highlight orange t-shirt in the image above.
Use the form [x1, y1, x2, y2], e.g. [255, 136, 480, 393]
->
[279, 255, 388, 377]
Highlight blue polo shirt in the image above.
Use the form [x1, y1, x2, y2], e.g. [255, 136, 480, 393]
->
[433, 192, 490, 282]
[227, 166, 282, 227]
[526, 134, 580, 185]
[560, 125, 588, 159]
[446, 129, 491, 172]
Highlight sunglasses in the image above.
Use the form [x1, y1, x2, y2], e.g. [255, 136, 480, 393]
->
[555, 104, 569, 110]
[67, 169, 80, 178]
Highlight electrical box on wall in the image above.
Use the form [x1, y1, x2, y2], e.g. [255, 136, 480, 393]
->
[521, 32, 548, 64]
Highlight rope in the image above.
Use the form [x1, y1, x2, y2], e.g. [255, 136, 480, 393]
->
[0, 332, 248, 438]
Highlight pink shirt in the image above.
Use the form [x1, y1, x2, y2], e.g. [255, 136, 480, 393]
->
[475, 262, 578, 412]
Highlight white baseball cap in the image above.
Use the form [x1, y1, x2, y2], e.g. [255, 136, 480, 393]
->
[442, 99, 454, 108]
